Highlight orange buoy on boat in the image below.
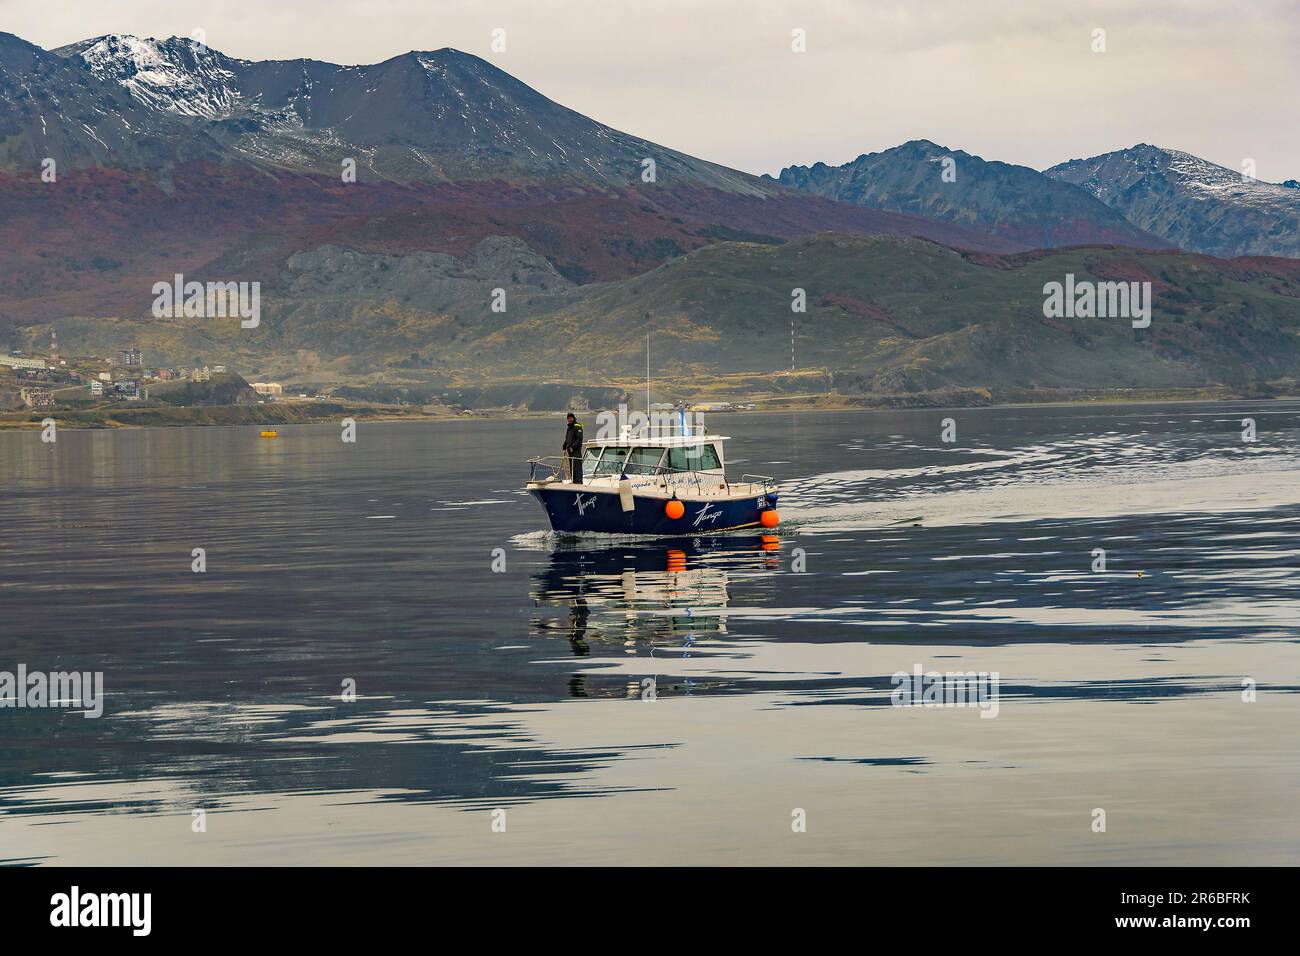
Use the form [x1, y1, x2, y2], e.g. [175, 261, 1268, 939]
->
[665, 498, 685, 519]
[760, 509, 780, 528]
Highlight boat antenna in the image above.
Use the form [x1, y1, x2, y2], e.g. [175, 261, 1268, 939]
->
[646, 333, 650, 417]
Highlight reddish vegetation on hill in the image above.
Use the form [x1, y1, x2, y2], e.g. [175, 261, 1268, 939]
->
[0, 165, 1026, 326]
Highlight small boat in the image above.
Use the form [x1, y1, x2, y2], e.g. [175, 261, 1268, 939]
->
[526, 420, 779, 535]
[259, 430, 278, 439]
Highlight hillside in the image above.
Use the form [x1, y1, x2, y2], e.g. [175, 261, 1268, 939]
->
[23, 234, 1300, 395]
[459, 236, 1300, 389]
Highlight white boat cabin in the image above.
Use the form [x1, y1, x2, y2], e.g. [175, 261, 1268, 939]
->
[529, 422, 774, 501]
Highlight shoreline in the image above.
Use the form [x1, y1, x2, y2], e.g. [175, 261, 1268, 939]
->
[2, 385, 1296, 431]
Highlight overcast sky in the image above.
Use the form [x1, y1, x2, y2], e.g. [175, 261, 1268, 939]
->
[5, 0, 1297, 179]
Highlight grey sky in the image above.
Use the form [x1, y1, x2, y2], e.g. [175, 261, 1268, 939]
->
[5, 0, 1297, 179]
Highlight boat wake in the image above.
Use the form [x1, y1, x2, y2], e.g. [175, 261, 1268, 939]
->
[779, 431, 1300, 531]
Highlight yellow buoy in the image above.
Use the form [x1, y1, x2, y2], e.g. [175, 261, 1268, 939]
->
[260, 430, 278, 439]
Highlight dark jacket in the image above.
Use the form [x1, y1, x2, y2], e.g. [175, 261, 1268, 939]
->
[562, 421, 584, 455]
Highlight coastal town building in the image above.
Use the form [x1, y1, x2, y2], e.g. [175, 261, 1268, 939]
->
[118, 348, 143, 367]
[20, 386, 54, 407]
[251, 382, 283, 397]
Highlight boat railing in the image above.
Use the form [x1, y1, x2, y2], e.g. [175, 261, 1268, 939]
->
[529, 456, 750, 497]
[658, 466, 708, 497]
[528, 456, 569, 482]
[622, 421, 709, 439]
[740, 474, 779, 494]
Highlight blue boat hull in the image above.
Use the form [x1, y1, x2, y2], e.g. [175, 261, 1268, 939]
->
[529, 485, 778, 535]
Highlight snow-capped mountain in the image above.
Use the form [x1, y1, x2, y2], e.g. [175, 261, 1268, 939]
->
[0, 31, 222, 168]
[44, 33, 765, 191]
[769, 139, 1167, 249]
[57, 35, 243, 118]
[1047, 144, 1300, 258]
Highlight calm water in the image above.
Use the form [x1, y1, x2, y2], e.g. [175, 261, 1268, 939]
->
[1, 402, 1298, 865]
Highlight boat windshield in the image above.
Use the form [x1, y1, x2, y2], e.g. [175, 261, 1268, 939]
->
[625, 446, 665, 476]
[666, 442, 722, 472]
[583, 443, 718, 477]
[592, 446, 630, 477]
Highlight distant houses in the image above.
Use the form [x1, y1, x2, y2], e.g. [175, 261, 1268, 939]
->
[113, 379, 143, 400]
[0, 343, 249, 411]
[686, 401, 757, 412]
[19, 386, 54, 408]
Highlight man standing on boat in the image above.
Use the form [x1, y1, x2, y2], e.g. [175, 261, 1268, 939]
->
[562, 412, 584, 484]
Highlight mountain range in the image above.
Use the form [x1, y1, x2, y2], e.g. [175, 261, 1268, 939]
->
[1, 32, 1298, 397]
[770, 140, 1166, 250]
[50, 33, 760, 191]
[1046, 145, 1300, 259]
[773, 140, 1300, 260]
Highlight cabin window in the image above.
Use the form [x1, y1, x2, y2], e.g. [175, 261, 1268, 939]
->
[582, 446, 603, 470]
[592, 445, 630, 477]
[625, 446, 665, 476]
[666, 443, 721, 472]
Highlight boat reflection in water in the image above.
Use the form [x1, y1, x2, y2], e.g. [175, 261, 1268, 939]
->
[528, 534, 783, 661]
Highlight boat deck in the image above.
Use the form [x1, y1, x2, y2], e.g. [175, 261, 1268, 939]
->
[527, 458, 776, 501]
